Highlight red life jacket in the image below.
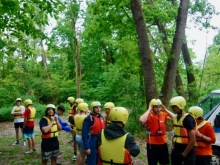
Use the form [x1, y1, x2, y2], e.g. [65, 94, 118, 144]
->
[91, 115, 105, 135]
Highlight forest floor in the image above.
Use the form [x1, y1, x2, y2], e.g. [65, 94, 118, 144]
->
[0, 119, 148, 165]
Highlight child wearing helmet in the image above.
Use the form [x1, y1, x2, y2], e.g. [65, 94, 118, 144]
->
[139, 98, 175, 165]
[39, 104, 62, 165]
[23, 99, 36, 154]
[74, 103, 88, 165]
[103, 102, 115, 126]
[11, 98, 26, 146]
[82, 101, 105, 165]
[97, 107, 140, 165]
[170, 96, 196, 165]
[188, 106, 216, 165]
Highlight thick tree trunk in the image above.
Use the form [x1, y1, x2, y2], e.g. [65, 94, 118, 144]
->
[182, 42, 198, 104]
[161, 0, 190, 106]
[131, 0, 158, 105]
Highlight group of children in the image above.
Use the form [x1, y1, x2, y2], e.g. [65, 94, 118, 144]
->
[10, 97, 140, 165]
[10, 95, 215, 165]
[140, 96, 216, 165]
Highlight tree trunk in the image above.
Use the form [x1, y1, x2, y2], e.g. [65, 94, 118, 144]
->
[74, 36, 81, 98]
[182, 42, 198, 104]
[131, 0, 158, 105]
[175, 70, 185, 97]
[161, 0, 190, 106]
[40, 38, 51, 80]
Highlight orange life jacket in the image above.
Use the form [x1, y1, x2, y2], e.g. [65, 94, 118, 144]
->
[91, 115, 105, 135]
[98, 131, 132, 165]
[69, 105, 75, 117]
[195, 120, 209, 147]
[146, 112, 166, 136]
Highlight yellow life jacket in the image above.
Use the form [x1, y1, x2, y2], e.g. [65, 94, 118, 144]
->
[41, 117, 59, 139]
[98, 131, 132, 165]
[74, 114, 87, 135]
[13, 106, 24, 118]
[27, 107, 36, 121]
[173, 113, 195, 144]
[195, 120, 209, 147]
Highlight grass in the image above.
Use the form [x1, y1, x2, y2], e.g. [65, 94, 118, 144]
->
[0, 118, 77, 165]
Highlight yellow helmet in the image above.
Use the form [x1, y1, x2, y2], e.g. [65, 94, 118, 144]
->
[78, 103, 88, 112]
[75, 98, 84, 105]
[90, 101, 101, 111]
[16, 98, 22, 102]
[110, 107, 129, 124]
[67, 97, 75, 103]
[104, 102, 115, 109]
[169, 96, 186, 110]
[188, 106, 203, 119]
[150, 99, 162, 106]
[24, 99, 32, 107]
[46, 104, 56, 110]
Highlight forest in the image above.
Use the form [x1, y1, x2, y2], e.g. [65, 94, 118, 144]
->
[0, 0, 220, 132]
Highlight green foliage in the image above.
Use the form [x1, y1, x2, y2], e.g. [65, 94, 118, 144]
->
[0, 103, 47, 122]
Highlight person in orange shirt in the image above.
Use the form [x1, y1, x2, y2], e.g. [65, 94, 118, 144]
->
[188, 106, 216, 165]
[139, 99, 174, 165]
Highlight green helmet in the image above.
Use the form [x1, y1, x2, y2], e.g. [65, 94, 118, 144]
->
[104, 102, 115, 109]
[78, 103, 88, 112]
[110, 107, 129, 125]
[46, 104, 56, 110]
[90, 101, 101, 111]
[188, 106, 203, 119]
[150, 99, 162, 106]
[24, 99, 32, 107]
[75, 98, 84, 105]
[67, 97, 75, 103]
[169, 96, 186, 110]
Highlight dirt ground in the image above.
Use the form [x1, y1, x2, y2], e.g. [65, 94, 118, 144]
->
[0, 121, 148, 165]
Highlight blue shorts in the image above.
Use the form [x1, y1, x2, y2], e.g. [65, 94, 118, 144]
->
[23, 126, 34, 138]
[75, 134, 85, 152]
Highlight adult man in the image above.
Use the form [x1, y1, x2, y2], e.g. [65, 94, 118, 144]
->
[139, 99, 174, 165]
[82, 101, 105, 165]
[188, 106, 216, 165]
[23, 99, 36, 154]
[11, 98, 26, 146]
[170, 96, 196, 165]
[39, 104, 62, 165]
[103, 102, 115, 126]
[97, 107, 140, 165]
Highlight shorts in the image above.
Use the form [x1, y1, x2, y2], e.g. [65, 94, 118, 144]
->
[23, 126, 34, 138]
[146, 143, 170, 165]
[195, 155, 211, 165]
[68, 116, 74, 126]
[42, 149, 60, 160]
[14, 122, 24, 129]
[75, 134, 85, 152]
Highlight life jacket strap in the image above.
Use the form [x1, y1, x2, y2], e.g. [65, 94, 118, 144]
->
[100, 159, 131, 165]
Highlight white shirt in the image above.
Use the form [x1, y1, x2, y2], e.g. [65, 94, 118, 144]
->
[11, 105, 25, 123]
